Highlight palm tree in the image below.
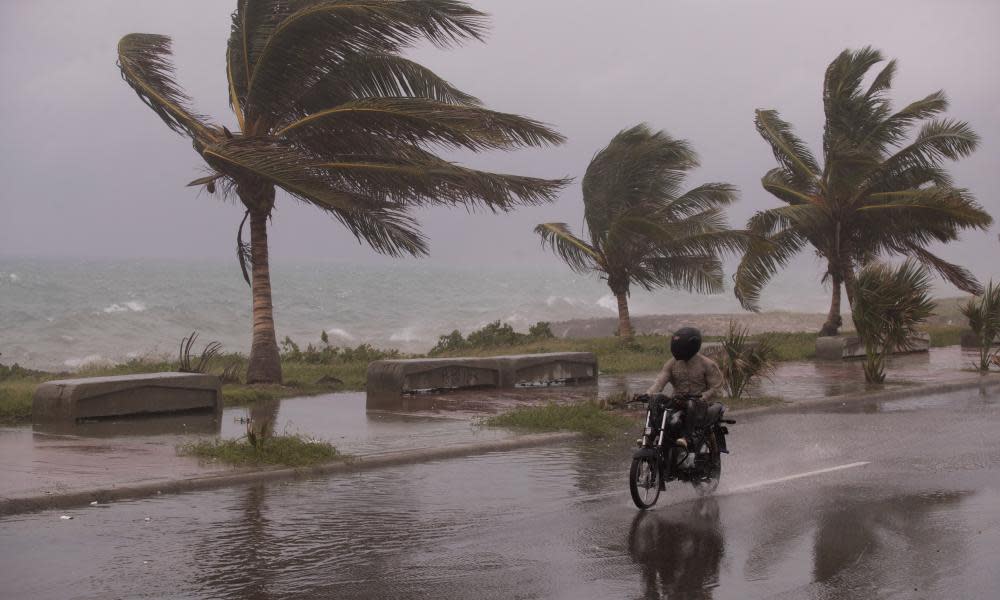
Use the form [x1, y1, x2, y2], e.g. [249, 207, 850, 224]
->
[535, 124, 744, 339]
[734, 47, 992, 336]
[850, 260, 935, 383]
[117, 1, 567, 383]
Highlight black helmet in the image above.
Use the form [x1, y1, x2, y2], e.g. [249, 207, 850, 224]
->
[670, 327, 702, 361]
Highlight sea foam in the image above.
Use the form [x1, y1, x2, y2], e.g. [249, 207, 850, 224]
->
[103, 301, 146, 314]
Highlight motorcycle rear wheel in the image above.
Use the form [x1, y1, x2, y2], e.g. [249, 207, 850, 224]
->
[629, 456, 661, 509]
[691, 435, 722, 496]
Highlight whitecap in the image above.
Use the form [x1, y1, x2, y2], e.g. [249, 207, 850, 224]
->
[324, 327, 355, 341]
[596, 294, 618, 312]
[389, 327, 420, 342]
[64, 354, 112, 369]
[103, 301, 146, 314]
[8, 273, 19, 282]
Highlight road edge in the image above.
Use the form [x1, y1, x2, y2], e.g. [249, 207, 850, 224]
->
[4, 376, 998, 517]
[0, 431, 582, 517]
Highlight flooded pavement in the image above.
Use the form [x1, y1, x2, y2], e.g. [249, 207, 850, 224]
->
[2, 386, 999, 599]
[0, 345, 989, 506]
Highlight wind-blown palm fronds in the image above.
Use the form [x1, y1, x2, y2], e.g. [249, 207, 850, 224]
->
[118, 1, 568, 383]
[960, 281, 1000, 372]
[536, 124, 746, 338]
[850, 260, 935, 383]
[735, 47, 992, 336]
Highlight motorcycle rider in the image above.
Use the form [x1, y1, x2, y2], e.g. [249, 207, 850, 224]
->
[644, 327, 723, 448]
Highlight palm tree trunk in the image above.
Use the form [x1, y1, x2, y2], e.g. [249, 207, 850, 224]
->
[246, 207, 283, 384]
[820, 271, 843, 337]
[615, 291, 634, 339]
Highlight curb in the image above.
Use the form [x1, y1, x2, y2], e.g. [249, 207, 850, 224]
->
[0, 431, 581, 517]
[730, 376, 1000, 417]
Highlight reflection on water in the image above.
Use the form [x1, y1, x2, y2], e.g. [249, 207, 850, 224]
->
[32, 411, 221, 438]
[811, 490, 968, 593]
[628, 499, 724, 600]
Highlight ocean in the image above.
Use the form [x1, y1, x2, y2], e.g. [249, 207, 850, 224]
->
[2, 256, 854, 371]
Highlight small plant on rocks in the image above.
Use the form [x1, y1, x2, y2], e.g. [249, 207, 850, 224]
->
[960, 280, 1000, 372]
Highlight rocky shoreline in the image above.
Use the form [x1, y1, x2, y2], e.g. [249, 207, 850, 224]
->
[550, 311, 829, 338]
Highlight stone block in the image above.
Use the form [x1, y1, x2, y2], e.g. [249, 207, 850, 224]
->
[815, 333, 930, 360]
[960, 330, 1000, 348]
[33, 372, 222, 422]
[366, 352, 598, 409]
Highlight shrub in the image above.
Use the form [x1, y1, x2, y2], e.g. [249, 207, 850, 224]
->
[430, 321, 555, 355]
[960, 280, 1000, 372]
[717, 321, 777, 400]
[851, 260, 935, 383]
[178, 331, 222, 373]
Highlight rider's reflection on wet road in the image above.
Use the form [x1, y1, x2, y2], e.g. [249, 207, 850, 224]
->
[628, 499, 724, 600]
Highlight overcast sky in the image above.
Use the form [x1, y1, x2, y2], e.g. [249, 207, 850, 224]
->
[2, 0, 998, 290]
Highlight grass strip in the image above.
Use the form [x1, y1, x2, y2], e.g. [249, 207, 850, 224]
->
[179, 434, 342, 468]
[483, 402, 633, 437]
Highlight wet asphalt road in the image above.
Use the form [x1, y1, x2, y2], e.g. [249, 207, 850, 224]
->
[2, 386, 1000, 599]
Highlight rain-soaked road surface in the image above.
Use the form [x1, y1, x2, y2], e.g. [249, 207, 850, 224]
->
[2, 386, 999, 599]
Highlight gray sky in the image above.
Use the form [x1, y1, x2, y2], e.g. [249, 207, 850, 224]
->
[2, 0, 998, 289]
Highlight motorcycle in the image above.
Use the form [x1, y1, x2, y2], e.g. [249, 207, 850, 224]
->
[628, 393, 735, 509]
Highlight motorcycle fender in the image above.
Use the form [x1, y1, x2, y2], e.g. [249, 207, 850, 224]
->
[713, 425, 730, 454]
[632, 448, 659, 460]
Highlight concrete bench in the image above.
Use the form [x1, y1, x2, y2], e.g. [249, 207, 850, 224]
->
[33, 372, 222, 422]
[366, 352, 597, 409]
[815, 334, 930, 360]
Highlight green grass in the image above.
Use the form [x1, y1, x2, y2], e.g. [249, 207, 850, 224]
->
[922, 325, 964, 348]
[0, 322, 966, 425]
[0, 381, 35, 424]
[482, 402, 633, 437]
[179, 434, 343, 467]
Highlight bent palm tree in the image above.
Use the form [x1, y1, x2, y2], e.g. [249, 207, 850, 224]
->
[735, 47, 992, 335]
[118, 1, 567, 383]
[536, 124, 744, 339]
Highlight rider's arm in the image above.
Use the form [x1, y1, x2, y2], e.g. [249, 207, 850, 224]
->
[646, 359, 675, 395]
[701, 356, 724, 402]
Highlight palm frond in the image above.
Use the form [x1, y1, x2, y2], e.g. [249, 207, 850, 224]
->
[754, 109, 821, 190]
[864, 119, 979, 193]
[637, 255, 725, 294]
[734, 229, 807, 311]
[860, 91, 948, 150]
[309, 156, 569, 211]
[117, 34, 214, 140]
[582, 124, 699, 241]
[664, 183, 739, 217]
[202, 138, 429, 256]
[746, 204, 829, 237]
[761, 168, 815, 206]
[533, 223, 603, 274]
[245, 0, 487, 120]
[861, 187, 992, 230]
[275, 98, 564, 151]
[905, 246, 982, 295]
[293, 52, 480, 113]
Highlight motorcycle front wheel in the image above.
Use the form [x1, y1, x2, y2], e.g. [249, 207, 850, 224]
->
[629, 455, 661, 509]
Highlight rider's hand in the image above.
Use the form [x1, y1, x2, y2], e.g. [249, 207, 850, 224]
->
[634, 393, 651, 403]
